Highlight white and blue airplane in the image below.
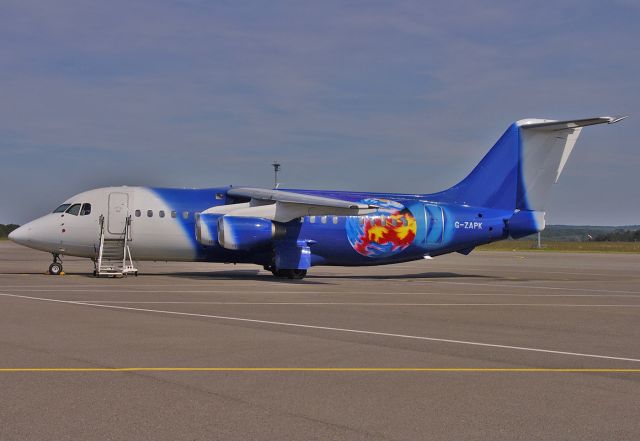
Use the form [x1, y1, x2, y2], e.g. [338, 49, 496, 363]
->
[9, 116, 626, 279]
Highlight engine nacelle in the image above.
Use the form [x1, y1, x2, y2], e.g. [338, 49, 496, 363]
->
[217, 216, 285, 250]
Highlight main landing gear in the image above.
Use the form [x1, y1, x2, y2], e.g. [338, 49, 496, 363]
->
[48, 253, 63, 275]
[271, 269, 307, 280]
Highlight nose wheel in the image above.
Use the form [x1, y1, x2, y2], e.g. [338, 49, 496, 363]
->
[48, 253, 63, 275]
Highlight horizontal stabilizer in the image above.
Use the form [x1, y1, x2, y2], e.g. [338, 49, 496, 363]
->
[517, 115, 627, 130]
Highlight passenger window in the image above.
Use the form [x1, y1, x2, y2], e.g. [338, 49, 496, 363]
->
[332, 216, 338, 224]
[80, 203, 91, 216]
[65, 204, 81, 216]
[182, 211, 189, 219]
[171, 211, 177, 218]
[359, 217, 364, 226]
[380, 215, 387, 225]
[53, 204, 71, 213]
[391, 218, 397, 227]
[300, 217, 305, 223]
[159, 210, 165, 218]
[135, 210, 141, 217]
[309, 216, 316, 223]
[321, 216, 327, 224]
[402, 218, 408, 226]
[147, 210, 153, 217]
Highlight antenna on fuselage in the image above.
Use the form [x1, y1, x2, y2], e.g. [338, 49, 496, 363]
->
[272, 161, 281, 189]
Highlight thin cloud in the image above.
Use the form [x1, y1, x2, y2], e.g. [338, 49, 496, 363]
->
[0, 0, 637, 224]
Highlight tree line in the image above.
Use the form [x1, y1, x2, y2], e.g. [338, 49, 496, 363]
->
[594, 229, 640, 242]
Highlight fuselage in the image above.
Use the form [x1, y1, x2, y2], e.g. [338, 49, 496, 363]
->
[9, 186, 516, 268]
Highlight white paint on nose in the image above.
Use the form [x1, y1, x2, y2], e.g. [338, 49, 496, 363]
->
[8, 216, 61, 253]
[8, 225, 28, 245]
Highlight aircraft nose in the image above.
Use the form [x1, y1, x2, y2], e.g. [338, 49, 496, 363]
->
[8, 225, 28, 245]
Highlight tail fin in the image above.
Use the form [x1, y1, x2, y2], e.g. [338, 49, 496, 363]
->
[430, 116, 626, 212]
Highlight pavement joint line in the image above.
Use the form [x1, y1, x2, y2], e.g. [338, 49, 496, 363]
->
[59, 301, 640, 307]
[1, 283, 639, 295]
[0, 367, 639, 373]
[2, 291, 640, 363]
[430, 280, 640, 294]
[4, 288, 640, 298]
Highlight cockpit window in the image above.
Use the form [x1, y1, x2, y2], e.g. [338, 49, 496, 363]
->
[66, 204, 81, 216]
[80, 203, 91, 216]
[53, 204, 71, 213]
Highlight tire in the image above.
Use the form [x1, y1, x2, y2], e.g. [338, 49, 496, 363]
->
[49, 262, 63, 276]
[288, 269, 307, 280]
[271, 269, 307, 280]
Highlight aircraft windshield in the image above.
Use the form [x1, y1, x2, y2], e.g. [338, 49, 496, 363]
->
[53, 204, 71, 213]
[66, 204, 81, 216]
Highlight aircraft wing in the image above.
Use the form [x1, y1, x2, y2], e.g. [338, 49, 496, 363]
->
[203, 187, 378, 222]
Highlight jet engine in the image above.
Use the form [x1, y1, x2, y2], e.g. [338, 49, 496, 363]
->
[217, 216, 286, 250]
[195, 213, 221, 246]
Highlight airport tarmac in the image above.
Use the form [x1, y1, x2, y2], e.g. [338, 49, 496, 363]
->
[0, 241, 639, 440]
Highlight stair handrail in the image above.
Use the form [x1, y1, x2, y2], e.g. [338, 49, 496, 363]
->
[122, 215, 130, 271]
[97, 215, 105, 272]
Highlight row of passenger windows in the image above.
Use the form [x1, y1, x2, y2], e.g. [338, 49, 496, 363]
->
[134, 209, 198, 220]
[301, 215, 408, 226]
[302, 216, 339, 225]
[53, 203, 91, 216]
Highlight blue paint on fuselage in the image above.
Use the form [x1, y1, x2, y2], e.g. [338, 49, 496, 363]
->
[147, 186, 514, 267]
[150, 187, 227, 260]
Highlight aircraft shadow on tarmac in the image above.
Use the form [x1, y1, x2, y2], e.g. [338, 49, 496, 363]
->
[114, 270, 501, 284]
[307, 272, 499, 281]
[4, 269, 501, 284]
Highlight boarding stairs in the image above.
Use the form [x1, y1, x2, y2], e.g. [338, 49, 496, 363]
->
[95, 215, 137, 277]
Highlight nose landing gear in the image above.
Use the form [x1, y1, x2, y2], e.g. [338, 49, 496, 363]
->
[48, 253, 63, 275]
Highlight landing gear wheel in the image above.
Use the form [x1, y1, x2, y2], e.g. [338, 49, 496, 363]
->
[271, 269, 307, 280]
[49, 262, 63, 275]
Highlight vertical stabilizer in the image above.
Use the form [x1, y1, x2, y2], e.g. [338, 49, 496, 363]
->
[429, 116, 625, 213]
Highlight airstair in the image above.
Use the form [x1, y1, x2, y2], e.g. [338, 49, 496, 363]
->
[95, 214, 137, 277]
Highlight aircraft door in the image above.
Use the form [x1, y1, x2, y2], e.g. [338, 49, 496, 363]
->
[425, 204, 444, 245]
[108, 192, 129, 235]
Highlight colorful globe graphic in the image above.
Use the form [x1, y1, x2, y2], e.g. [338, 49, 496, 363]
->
[345, 198, 417, 258]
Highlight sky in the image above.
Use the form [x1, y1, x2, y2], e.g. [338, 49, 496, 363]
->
[0, 0, 638, 225]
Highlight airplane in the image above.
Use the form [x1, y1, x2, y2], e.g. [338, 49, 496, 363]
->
[9, 116, 626, 279]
